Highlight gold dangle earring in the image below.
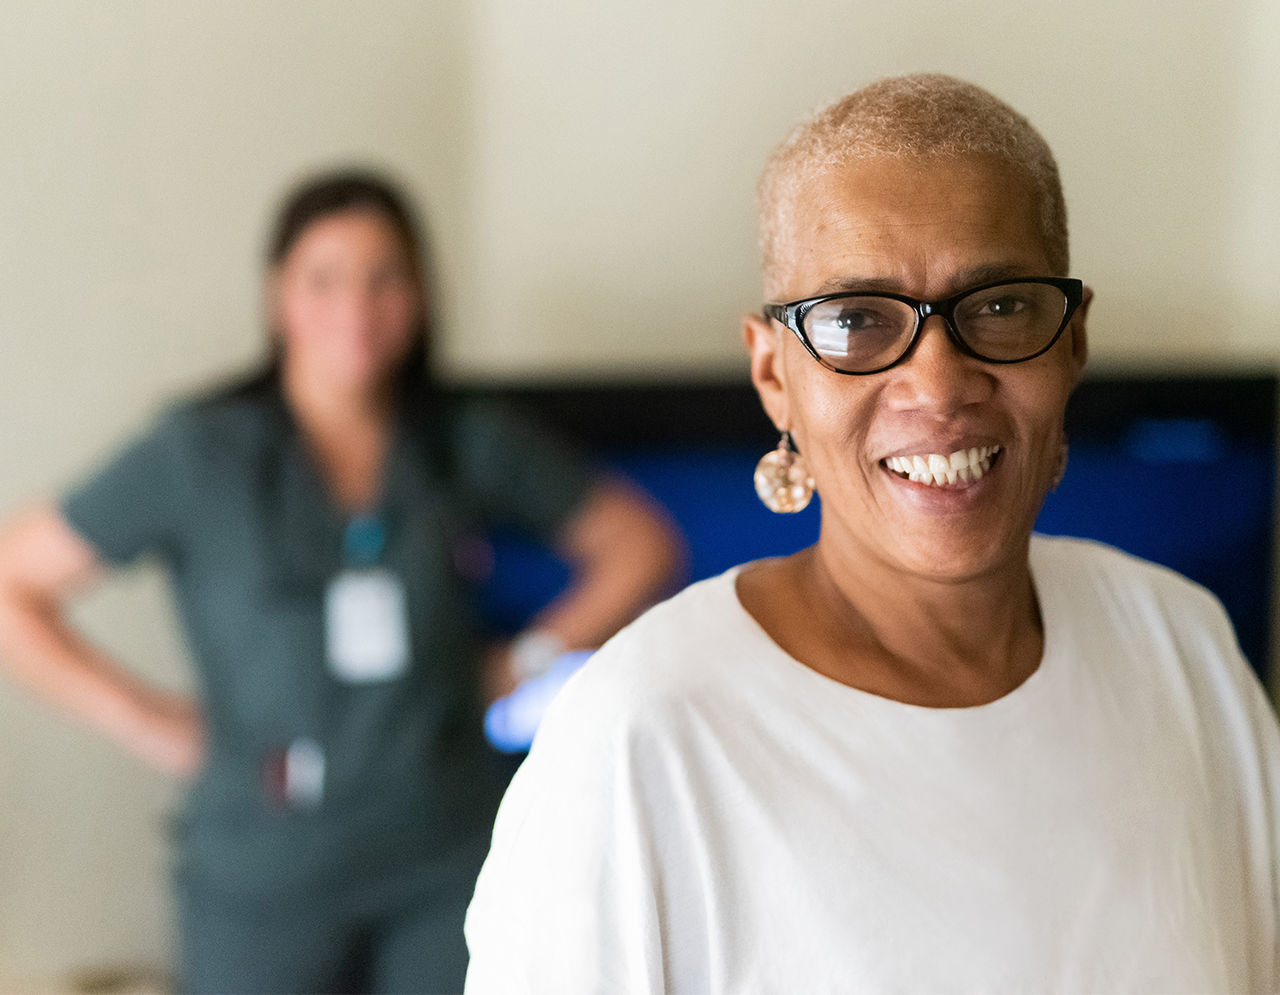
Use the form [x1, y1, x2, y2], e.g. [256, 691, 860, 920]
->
[754, 431, 815, 513]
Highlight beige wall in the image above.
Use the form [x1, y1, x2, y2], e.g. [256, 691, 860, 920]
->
[463, 0, 1280, 377]
[0, 0, 1276, 982]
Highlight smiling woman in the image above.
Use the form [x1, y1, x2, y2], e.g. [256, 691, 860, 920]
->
[463, 74, 1280, 994]
[743, 153, 1089, 653]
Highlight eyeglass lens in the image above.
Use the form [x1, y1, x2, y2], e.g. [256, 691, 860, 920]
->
[803, 281, 1069, 372]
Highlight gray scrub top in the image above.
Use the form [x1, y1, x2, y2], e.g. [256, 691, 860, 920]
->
[62, 386, 593, 898]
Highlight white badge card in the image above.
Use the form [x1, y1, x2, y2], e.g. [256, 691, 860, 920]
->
[324, 569, 410, 683]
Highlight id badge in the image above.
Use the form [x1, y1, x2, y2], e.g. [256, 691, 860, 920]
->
[324, 568, 409, 682]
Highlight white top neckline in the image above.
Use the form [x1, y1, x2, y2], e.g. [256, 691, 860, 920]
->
[723, 547, 1060, 718]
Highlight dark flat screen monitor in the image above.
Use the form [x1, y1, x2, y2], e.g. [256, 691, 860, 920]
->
[463, 373, 1277, 752]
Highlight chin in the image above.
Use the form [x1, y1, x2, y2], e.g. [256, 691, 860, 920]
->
[876, 523, 1032, 585]
[328, 360, 394, 394]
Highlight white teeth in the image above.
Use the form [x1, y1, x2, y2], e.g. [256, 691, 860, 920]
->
[884, 445, 1000, 487]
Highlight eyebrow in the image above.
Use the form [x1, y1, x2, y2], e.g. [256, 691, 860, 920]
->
[815, 263, 1038, 297]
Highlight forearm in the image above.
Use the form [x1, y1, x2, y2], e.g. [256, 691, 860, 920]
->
[0, 589, 200, 775]
[531, 549, 678, 652]
[533, 479, 686, 650]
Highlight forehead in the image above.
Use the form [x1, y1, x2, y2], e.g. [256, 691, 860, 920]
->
[284, 208, 408, 267]
[771, 154, 1048, 301]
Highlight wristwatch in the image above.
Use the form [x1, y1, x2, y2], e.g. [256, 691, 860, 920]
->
[508, 628, 567, 682]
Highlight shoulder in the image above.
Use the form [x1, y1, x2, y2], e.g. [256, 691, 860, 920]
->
[469, 570, 755, 954]
[1031, 533, 1257, 706]
[566, 570, 747, 697]
[443, 393, 577, 460]
[396, 390, 519, 447]
[73, 395, 207, 476]
[443, 395, 529, 460]
[467, 578, 733, 990]
[525, 569, 752, 758]
[176, 387, 286, 466]
[443, 393, 508, 436]
[428, 392, 595, 530]
[1032, 533, 1230, 626]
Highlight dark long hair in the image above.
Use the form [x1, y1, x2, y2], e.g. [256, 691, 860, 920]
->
[225, 167, 437, 402]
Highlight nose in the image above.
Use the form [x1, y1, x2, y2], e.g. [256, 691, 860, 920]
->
[332, 286, 380, 335]
[887, 315, 993, 414]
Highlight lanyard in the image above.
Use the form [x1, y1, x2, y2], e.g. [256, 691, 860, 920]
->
[270, 510, 407, 809]
[343, 512, 387, 567]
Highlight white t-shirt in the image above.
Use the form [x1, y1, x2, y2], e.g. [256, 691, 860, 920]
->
[465, 536, 1280, 994]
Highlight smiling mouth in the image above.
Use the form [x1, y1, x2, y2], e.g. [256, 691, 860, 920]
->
[883, 445, 1002, 487]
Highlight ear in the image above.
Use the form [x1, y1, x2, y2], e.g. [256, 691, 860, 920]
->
[743, 312, 790, 432]
[1066, 285, 1092, 387]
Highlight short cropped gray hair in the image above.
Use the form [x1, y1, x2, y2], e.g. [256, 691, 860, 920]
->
[758, 74, 1069, 295]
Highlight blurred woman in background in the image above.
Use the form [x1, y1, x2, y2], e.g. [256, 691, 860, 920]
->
[0, 170, 682, 994]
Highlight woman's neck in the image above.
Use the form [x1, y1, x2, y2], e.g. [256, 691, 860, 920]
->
[281, 365, 397, 513]
[738, 543, 1043, 708]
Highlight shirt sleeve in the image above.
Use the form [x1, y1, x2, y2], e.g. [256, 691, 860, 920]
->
[60, 404, 190, 565]
[1173, 577, 1280, 991]
[1232, 640, 1280, 992]
[464, 665, 669, 994]
[450, 399, 596, 539]
[1249, 679, 1280, 991]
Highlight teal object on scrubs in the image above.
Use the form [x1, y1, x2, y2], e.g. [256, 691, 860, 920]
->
[343, 513, 386, 567]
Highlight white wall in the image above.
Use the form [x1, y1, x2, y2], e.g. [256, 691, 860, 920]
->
[0, 0, 1276, 982]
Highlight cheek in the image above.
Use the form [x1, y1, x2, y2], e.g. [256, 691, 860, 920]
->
[781, 344, 850, 442]
[1008, 375, 1072, 471]
[278, 292, 331, 342]
[791, 384, 875, 490]
[375, 312, 419, 366]
[375, 289, 420, 336]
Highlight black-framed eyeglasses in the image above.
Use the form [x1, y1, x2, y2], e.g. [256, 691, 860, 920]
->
[763, 277, 1084, 375]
